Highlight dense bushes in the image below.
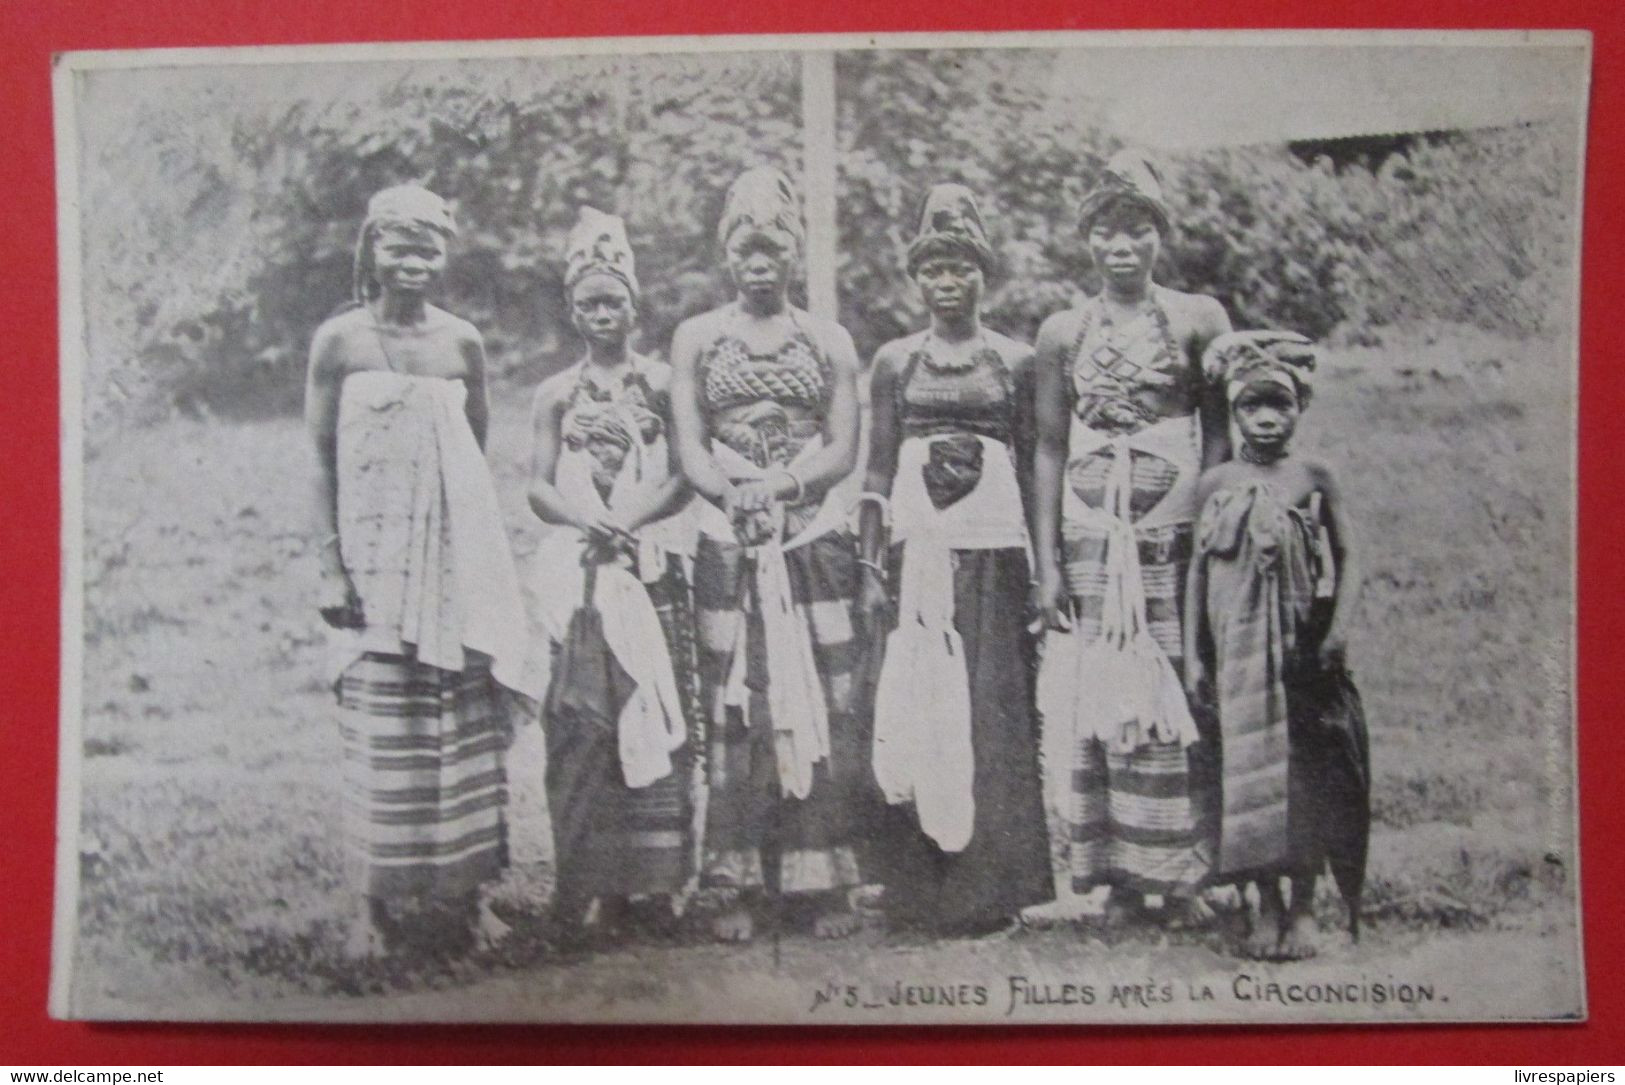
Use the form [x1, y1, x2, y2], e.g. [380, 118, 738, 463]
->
[836, 50, 1578, 356]
[1161, 128, 1577, 346]
[79, 53, 803, 428]
[75, 48, 1577, 429]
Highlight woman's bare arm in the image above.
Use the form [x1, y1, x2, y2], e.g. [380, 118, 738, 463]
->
[524, 374, 596, 531]
[305, 320, 361, 625]
[668, 315, 734, 506]
[459, 325, 491, 451]
[857, 342, 903, 567]
[1030, 311, 1074, 628]
[305, 323, 347, 542]
[1183, 468, 1226, 689]
[788, 317, 862, 500]
[1314, 460, 1362, 658]
[1193, 295, 1234, 469]
[1006, 340, 1040, 513]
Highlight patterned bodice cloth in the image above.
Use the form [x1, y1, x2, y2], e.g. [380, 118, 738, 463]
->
[691, 308, 863, 894]
[699, 311, 834, 535]
[538, 357, 705, 903]
[560, 362, 667, 498]
[1050, 290, 1214, 897]
[868, 337, 1054, 926]
[1062, 289, 1203, 667]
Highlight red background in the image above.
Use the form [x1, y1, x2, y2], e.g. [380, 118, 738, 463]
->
[2, 0, 1617, 1065]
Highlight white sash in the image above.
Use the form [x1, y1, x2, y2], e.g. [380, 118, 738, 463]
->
[693, 437, 846, 800]
[1041, 411, 1200, 758]
[533, 401, 690, 789]
[872, 434, 1029, 852]
[334, 372, 543, 701]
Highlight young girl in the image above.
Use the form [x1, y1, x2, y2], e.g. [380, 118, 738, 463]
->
[668, 167, 866, 943]
[1031, 150, 1231, 925]
[306, 184, 539, 957]
[1184, 330, 1365, 961]
[528, 208, 699, 945]
[858, 184, 1053, 936]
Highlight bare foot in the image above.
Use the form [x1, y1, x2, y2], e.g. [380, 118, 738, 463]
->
[1242, 880, 1286, 960]
[712, 905, 755, 943]
[1165, 894, 1217, 929]
[812, 904, 861, 940]
[475, 897, 512, 951]
[1278, 909, 1320, 961]
[1241, 919, 1281, 960]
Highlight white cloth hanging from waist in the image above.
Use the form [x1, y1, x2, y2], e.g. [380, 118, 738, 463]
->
[1041, 412, 1200, 754]
[532, 405, 690, 789]
[335, 371, 542, 701]
[872, 433, 1030, 852]
[693, 436, 845, 801]
[1061, 410, 1200, 537]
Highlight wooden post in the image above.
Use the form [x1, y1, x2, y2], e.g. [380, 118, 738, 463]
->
[801, 49, 872, 510]
[800, 49, 838, 322]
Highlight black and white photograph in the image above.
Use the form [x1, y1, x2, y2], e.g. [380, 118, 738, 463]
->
[51, 30, 1588, 1024]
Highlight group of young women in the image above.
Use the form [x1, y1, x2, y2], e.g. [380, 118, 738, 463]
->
[307, 150, 1365, 964]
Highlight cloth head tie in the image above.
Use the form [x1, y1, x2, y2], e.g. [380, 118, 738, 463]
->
[1078, 149, 1172, 236]
[353, 184, 458, 304]
[565, 206, 639, 301]
[718, 166, 805, 252]
[906, 182, 996, 277]
[365, 184, 458, 236]
[1202, 329, 1320, 407]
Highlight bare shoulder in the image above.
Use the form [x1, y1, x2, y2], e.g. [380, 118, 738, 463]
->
[872, 331, 925, 378]
[1159, 287, 1230, 334]
[313, 305, 366, 345]
[1035, 306, 1084, 353]
[531, 366, 577, 417]
[1196, 460, 1243, 500]
[636, 354, 674, 393]
[1301, 455, 1343, 494]
[687, 304, 732, 335]
[426, 305, 482, 348]
[1158, 286, 1221, 316]
[309, 307, 366, 371]
[798, 307, 858, 357]
[671, 306, 726, 355]
[985, 328, 1035, 375]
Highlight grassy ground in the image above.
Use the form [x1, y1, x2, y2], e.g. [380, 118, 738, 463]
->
[65, 327, 1582, 1021]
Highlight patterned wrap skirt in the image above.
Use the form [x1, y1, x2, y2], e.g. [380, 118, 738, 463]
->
[1061, 443, 1213, 897]
[336, 651, 511, 901]
[543, 555, 704, 903]
[692, 530, 865, 894]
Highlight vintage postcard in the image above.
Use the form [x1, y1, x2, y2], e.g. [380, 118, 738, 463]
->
[51, 29, 1589, 1024]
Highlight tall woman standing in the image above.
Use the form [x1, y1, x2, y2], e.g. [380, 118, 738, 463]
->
[669, 167, 866, 942]
[527, 208, 700, 943]
[1032, 152, 1232, 924]
[857, 185, 1053, 935]
[306, 185, 539, 957]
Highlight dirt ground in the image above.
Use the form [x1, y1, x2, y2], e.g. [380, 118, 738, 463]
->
[64, 327, 1582, 1022]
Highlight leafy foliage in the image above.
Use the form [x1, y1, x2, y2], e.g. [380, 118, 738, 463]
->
[79, 54, 802, 427]
[75, 49, 1577, 428]
[836, 49, 1577, 358]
